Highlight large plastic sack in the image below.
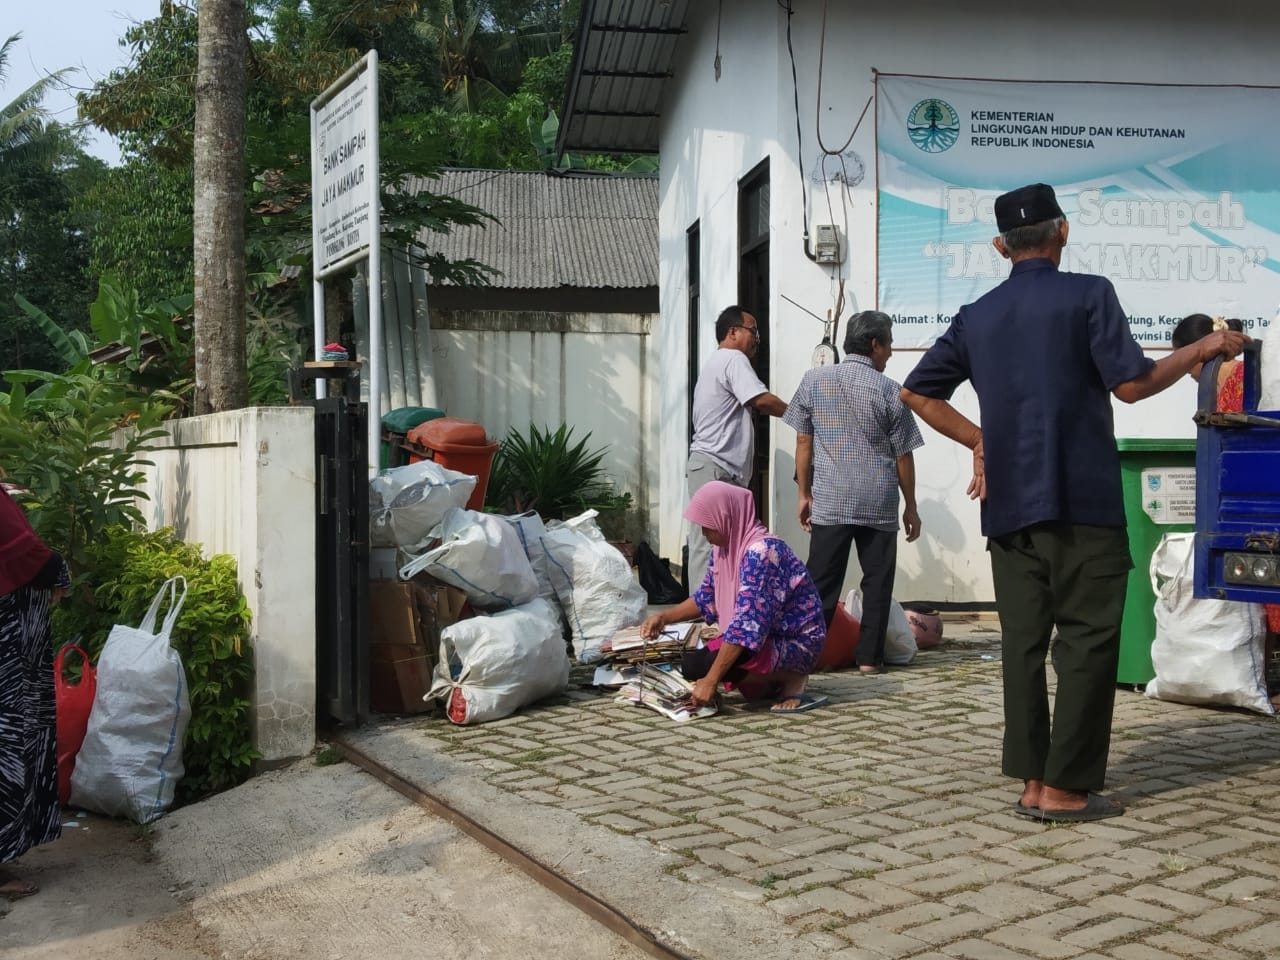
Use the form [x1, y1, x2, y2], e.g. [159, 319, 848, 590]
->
[501, 511, 558, 610]
[71, 577, 192, 823]
[844, 590, 917, 665]
[427, 598, 569, 724]
[1146, 532, 1273, 715]
[399, 507, 538, 609]
[1261, 332, 1280, 411]
[538, 510, 647, 663]
[884, 600, 917, 665]
[370, 459, 477, 552]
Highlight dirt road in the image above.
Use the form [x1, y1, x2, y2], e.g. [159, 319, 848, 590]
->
[0, 757, 652, 960]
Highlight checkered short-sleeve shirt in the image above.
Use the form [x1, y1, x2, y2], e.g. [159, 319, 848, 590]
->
[783, 355, 923, 529]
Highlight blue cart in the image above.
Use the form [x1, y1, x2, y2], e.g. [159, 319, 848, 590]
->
[1194, 343, 1280, 603]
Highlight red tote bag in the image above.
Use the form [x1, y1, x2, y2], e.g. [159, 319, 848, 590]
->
[54, 644, 97, 808]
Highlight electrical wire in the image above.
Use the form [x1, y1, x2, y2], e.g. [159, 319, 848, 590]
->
[779, 0, 813, 259]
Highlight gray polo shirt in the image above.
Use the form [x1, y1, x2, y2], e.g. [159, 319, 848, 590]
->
[689, 348, 768, 482]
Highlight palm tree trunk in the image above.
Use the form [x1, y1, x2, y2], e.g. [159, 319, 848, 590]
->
[193, 0, 248, 413]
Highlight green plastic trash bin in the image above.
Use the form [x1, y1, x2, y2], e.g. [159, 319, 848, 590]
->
[1116, 438, 1197, 685]
[379, 406, 445, 469]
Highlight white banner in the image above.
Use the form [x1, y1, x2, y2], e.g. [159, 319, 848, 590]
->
[311, 58, 376, 275]
[876, 75, 1280, 347]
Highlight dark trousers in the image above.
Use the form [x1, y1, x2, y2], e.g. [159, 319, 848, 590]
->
[806, 523, 897, 668]
[989, 521, 1131, 792]
[681, 645, 748, 684]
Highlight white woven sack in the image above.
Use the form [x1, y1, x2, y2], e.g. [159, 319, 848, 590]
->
[539, 510, 646, 663]
[427, 598, 569, 724]
[1260, 332, 1280, 411]
[399, 507, 538, 609]
[884, 599, 918, 665]
[1145, 532, 1273, 715]
[70, 577, 192, 823]
[369, 459, 477, 552]
[843, 590, 917, 665]
[501, 511, 559, 610]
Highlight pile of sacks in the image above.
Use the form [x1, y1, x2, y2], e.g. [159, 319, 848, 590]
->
[369, 460, 648, 725]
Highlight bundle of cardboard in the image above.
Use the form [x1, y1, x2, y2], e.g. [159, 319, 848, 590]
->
[615, 662, 717, 723]
[592, 621, 718, 722]
[367, 575, 469, 714]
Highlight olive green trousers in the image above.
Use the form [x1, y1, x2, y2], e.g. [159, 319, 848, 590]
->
[989, 521, 1131, 792]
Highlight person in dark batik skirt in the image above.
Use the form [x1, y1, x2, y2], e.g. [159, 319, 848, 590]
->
[0, 481, 70, 900]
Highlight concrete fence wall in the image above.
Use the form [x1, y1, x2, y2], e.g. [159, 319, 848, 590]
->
[136, 406, 317, 764]
[428, 308, 658, 539]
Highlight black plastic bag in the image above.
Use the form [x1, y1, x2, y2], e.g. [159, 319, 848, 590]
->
[635, 541, 688, 605]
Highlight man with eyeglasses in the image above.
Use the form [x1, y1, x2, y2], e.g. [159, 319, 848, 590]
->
[685, 305, 788, 593]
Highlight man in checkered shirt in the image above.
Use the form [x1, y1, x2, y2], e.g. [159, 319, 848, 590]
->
[784, 311, 923, 673]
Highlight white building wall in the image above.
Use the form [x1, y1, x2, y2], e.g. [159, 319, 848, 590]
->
[658, 0, 1280, 602]
[658, 1, 786, 559]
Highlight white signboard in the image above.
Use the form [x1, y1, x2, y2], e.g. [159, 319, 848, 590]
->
[1140, 467, 1197, 525]
[310, 51, 383, 477]
[876, 75, 1280, 347]
[311, 58, 377, 276]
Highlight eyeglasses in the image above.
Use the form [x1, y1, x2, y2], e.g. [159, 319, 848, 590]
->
[734, 325, 761, 340]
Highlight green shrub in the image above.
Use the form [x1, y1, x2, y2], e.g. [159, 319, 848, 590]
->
[55, 526, 258, 802]
[486, 423, 631, 520]
[0, 369, 171, 577]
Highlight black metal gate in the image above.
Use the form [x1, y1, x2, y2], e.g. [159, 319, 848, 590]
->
[312, 396, 369, 727]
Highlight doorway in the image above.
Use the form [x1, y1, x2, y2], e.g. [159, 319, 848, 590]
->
[738, 159, 771, 525]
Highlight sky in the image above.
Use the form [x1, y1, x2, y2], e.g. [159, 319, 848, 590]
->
[5, 1, 164, 166]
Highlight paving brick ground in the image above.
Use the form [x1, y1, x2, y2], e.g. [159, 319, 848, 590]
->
[359, 619, 1280, 959]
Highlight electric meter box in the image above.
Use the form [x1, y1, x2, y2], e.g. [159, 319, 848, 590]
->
[814, 224, 843, 264]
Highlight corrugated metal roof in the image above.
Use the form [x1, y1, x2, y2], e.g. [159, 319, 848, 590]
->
[557, 0, 691, 155]
[408, 169, 658, 290]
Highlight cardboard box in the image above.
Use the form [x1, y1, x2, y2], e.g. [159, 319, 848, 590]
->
[367, 575, 470, 714]
[368, 580, 433, 649]
[369, 644, 435, 714]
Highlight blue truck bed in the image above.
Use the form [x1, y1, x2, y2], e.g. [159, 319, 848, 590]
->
[1194, 344, 1280, 602]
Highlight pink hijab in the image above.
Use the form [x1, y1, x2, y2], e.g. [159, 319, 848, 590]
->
[684, 481, 770, 632]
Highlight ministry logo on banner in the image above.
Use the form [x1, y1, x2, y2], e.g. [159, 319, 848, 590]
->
[876, 75, 1280, 347]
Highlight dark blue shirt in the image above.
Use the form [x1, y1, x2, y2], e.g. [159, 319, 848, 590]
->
[902, 258, 1153, 538]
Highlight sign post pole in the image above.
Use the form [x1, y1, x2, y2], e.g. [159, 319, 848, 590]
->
[310, 50, 382, 475]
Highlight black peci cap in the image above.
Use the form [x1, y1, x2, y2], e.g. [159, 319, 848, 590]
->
[994, 183, 1064, 233]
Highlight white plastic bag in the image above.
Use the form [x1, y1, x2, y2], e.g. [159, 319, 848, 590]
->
[884, 600, 917, 665]
[1260, 332, 1280, 411]
[70, 577, 192, 823]
[1146, 532, 1273, 715]
[399, 507, 538, 609]
[501, 511, 559, 610]
[427, 598, 569, 724]
[369, 460, 477, 552]
[842, 590, 917, 665]
[539, 510, 647, 663]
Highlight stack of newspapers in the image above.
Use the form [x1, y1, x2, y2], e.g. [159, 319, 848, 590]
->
[615, 661, 717, 722]
[591, 621, 699, 687]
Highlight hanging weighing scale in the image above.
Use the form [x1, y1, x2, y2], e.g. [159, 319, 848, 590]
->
[782, 294, 841, 368]
[811, 311, 839, 368]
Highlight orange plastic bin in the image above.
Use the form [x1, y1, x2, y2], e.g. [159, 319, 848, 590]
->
[405, 417, 499, 511]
